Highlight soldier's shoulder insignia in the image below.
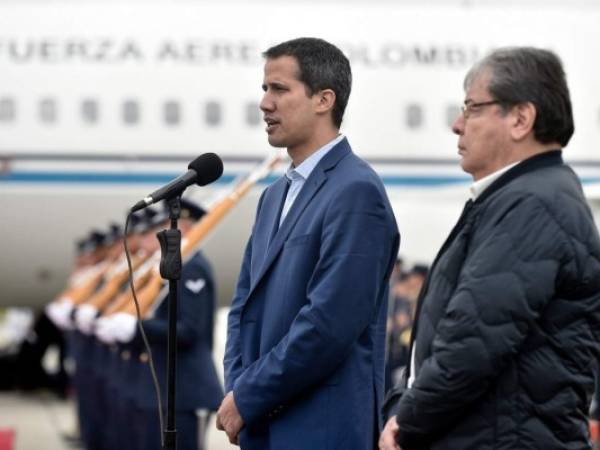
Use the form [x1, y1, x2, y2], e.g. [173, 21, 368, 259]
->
[184, 278, 206, 294]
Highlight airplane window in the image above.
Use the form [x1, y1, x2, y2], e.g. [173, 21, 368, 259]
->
[39, 98, 57, 124]
[123, 100, 140, 125]
[245, 101, 261, 126]
[205, 101, 222, 126]
[406, 104, 423, 129]
[0, 97, 15, 122]
[446, 104, 461, 128]
[81, 99, 99, 124]
[164, 101, 181, 126]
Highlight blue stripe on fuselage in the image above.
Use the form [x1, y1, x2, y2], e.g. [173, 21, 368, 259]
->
[0, 171, 470, 186]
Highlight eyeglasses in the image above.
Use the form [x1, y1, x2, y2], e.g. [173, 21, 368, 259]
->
[460, 100, 501, 119]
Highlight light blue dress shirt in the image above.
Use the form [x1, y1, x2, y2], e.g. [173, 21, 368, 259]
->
[279, 134, 345, 226]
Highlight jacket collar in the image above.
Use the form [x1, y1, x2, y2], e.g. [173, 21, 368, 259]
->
[475, 150, 563, 205]
[247, 138, 352, 299]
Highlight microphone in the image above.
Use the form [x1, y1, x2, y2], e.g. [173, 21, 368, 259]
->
[131, 153, 223, 212]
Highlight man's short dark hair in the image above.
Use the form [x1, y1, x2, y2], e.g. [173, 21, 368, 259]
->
[263, 37, 352, 129]
[465, 47, 574, 147]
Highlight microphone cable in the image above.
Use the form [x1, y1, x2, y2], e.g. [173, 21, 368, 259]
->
[123, 211, 166, 448]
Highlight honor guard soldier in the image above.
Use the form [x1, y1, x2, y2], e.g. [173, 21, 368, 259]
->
[97, 199, 223, 450]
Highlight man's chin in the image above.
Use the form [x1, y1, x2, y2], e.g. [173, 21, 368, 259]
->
[459, 159, 472, 175]
[267, 136, 287, 148]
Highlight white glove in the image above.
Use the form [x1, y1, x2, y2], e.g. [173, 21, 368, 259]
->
[45, 299, 74, 330]
[111, 313, 138, 343]
[75, 304, 99, 335]
[94, 316, 118, 344]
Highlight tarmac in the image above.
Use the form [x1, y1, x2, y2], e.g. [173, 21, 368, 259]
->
[0, 391, 235, 450]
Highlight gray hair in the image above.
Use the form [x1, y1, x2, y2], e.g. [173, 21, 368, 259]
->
[465, 47, 574, 147]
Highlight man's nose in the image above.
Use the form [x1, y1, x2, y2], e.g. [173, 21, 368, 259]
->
[260, 92, 274, 112]
[452, 114, 465, 135]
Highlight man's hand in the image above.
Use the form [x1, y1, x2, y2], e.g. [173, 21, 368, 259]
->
[379, 416, 402, 450]
[216, 391, 244, 445]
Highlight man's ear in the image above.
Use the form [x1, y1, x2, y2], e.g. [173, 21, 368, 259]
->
[314, 89, 336, 116]
[510, 102, 536, 141]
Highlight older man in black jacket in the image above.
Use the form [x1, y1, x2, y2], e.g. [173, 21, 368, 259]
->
[380, 47, 600, 450]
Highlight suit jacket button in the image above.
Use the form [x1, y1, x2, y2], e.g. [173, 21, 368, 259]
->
[139, 352, 149, 363]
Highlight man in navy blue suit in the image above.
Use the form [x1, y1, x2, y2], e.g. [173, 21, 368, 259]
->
[218, 37, 400, 450]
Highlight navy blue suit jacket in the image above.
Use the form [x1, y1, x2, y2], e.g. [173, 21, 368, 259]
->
[134, 251, 224, 412]
[224, 139, 400, 450]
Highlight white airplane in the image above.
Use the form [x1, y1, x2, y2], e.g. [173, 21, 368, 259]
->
[2, 0, 600, 308]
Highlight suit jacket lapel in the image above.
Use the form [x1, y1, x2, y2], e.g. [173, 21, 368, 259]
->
[247, 138, 352, 299]
[267, 178, 290, 249]
[271, 168, 327, 251]
[250, 176, 289, 282]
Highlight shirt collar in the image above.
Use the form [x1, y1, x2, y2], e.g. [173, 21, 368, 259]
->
[285, 134, 345, 182]
[470, 161, 520, 200]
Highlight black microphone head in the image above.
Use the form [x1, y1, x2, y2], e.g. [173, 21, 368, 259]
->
[188, 153, 223, 186]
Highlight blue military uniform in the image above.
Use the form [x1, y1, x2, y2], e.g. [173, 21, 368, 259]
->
[133, 250, 223, 450]
[71, 213, 151, 450]
[68, 230, 108, 450]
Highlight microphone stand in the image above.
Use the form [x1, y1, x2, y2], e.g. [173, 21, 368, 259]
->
[157, 196, 183, 450]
